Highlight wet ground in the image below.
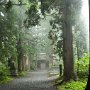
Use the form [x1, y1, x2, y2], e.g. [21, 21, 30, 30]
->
[0, 70, 58, 90]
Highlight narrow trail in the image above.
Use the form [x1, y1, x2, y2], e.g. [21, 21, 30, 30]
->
[0, 70, 58, 90]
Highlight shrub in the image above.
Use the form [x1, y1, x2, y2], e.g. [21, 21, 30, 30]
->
[0, 62, 10, 81]
[58, 80, 87, 90]
[18, 71, 27, 76]
[75, 53, 89, 77]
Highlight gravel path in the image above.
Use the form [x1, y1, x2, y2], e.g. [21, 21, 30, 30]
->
[0, 70, 58, 90]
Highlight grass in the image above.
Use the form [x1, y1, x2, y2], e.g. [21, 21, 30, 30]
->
[58, 79, 87, 90]
[0, 76, 13, 84]
[18, 71, 27, 77]
[0, 71, 28, 84]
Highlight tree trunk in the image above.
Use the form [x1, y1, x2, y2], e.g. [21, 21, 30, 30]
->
[76, 41, 80, 74]
[17, 39, 22, 72]
[17, 19, 25, 72]
[17, 37, 23, 72]
[62, 0, 75, 81]
[85, 65, 90, 90]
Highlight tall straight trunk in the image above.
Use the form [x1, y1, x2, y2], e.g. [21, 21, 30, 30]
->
[17, 16, 25, 72]
[85, 66, 90, 90]
[17, 37, 23, 72]
[76, 41, 80, 74]
[62, 0, 75, 81]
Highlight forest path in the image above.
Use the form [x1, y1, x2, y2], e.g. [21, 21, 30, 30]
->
[0, 70, 58, 90]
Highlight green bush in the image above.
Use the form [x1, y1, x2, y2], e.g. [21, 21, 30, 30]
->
[75, 53, 89, 77]
[58, 80, 87, 90]
[0, 63, 10, 81]
[18, 71, 27, 76]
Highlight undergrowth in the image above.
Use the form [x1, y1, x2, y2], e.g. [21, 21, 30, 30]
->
[58, 79, 87, 90]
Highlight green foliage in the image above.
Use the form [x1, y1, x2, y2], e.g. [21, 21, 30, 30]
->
[58, 80, 87, 90]
[0, 6, 18, 65]
[5, 0, 13, 11]
[0, 0, 40, 74]
[78, 53, 89, 71]
[24, 3, 40, 27]
[0, 63, 10, 81]
[75, 53, 89, 77]
[18, 71, 27, 76]
[40, 0, 50, 15]
[56, 40, 63, 58]
[28, 0, 37, 3]
[0, 77, 12, 84]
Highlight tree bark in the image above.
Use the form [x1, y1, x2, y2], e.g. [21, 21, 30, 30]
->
[76, 41, 80, 74]
[85, 65, 90, 90]
[62, 0, 75, 81]
[17, 37, 23, 72]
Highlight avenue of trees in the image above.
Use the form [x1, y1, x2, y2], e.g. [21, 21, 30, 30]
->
[0, 0, 89, 89]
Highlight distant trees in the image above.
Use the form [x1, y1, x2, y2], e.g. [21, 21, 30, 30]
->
[0, 0, 40, 76]
[0, 0, 19, 76]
